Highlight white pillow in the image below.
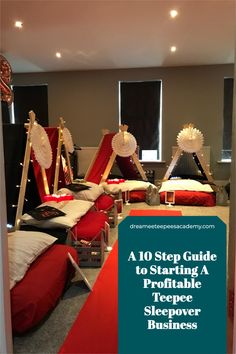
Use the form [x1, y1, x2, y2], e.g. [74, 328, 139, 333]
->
[57, 188, 73, 196]
[59, 182, 104, 202]
[21, 199, 94, 229]
[101, 180, 156, 194]
[8, 230, 57, 289]
[159, 179, 213, 193]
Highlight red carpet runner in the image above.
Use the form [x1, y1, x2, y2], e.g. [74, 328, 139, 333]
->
[59, 210, 182, 354]
[59, 241, 118, 354]
[129, 209, 182, 216]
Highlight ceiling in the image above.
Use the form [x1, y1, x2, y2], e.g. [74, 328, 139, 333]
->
[1, 0, 235, 73]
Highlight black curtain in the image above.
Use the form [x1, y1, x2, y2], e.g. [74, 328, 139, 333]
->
[1, 101, 10, 124]
[3, 124, 41, 225]
[223, 78, 233, 152]
[13, 85, 48, 126]
[120, 81, 161, 159]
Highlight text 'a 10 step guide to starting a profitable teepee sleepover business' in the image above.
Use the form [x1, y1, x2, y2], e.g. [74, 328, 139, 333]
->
[118, 216, 226, 354]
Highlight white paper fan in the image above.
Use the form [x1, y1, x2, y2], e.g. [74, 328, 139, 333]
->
[62, 127, 74, 153]
[177, 126, 204, 153]
[30, 123, 52, 169]
[112, 131, 137, 157]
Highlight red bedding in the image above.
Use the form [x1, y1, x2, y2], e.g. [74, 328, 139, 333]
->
[160, 190, 216, 207]
[11, 244, 78, 334]
[71, 210, 109, 241]
[128, 190, 146, 202]
[94, 194, 114, 212]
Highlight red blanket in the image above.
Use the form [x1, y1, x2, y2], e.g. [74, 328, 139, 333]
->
[11, 244, 77, 334]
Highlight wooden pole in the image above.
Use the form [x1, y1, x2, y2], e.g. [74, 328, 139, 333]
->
[131, 153, 148, 181]
[53, 119, 64, 193]
[85, 130, 109, 181]
[14, 111, 36, 230]
[41, 167, 50, 195]
[163, 147, 182, 181]
[101, 151, 117, 183]
[196, 150, 214, 183]
[61, 118, 74, 183]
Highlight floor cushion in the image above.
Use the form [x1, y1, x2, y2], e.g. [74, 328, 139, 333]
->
[71, 211, 109, 241]
[94, 194, 114, 211]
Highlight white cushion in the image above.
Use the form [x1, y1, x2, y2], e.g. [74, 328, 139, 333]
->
[159, 179, 213, 193]
[101, 180, 156, 194]
[21, 199, 94, 228]
[8, 230, 57, 289]
[58, 182, 104, 202]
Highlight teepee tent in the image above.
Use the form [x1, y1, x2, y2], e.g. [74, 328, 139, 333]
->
[14, 111, 52, 229]
[85, 125, 147, 184]
[163, 124, 214, 183]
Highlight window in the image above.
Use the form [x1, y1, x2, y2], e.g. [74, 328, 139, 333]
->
[119, 80, 162, 161]
[10, 84, 48, 126]
[222, 78, 233, 161]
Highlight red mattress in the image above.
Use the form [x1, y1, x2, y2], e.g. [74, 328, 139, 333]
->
[11, 244, 78, 334]
[160, 190, 216, 207]
[127, 190, 146, 202]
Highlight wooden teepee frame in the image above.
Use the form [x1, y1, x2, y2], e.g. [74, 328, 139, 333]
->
[163, 147, 214, 183]
[14, 111, 50, 230]
[85, 125, 147, 183]
[53, 117, 74, 193]
[13, 113, 92, 291]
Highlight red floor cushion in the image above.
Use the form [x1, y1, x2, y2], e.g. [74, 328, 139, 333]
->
[71, 211, 109, 241]
[160, 190, 216, 207]
[95, 194, 114, 211]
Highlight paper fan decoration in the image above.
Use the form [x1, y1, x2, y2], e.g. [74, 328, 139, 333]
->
[177, 125, 204, 153]
[62, 127, 74, 153]
[112, 131, 137, 157]
[30, 123, 52, 169]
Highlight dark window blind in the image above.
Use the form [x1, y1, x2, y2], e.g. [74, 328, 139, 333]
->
[13, 85, 48, 126]
[222, 78, 233, 154]
[120, 81, 161, 159]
